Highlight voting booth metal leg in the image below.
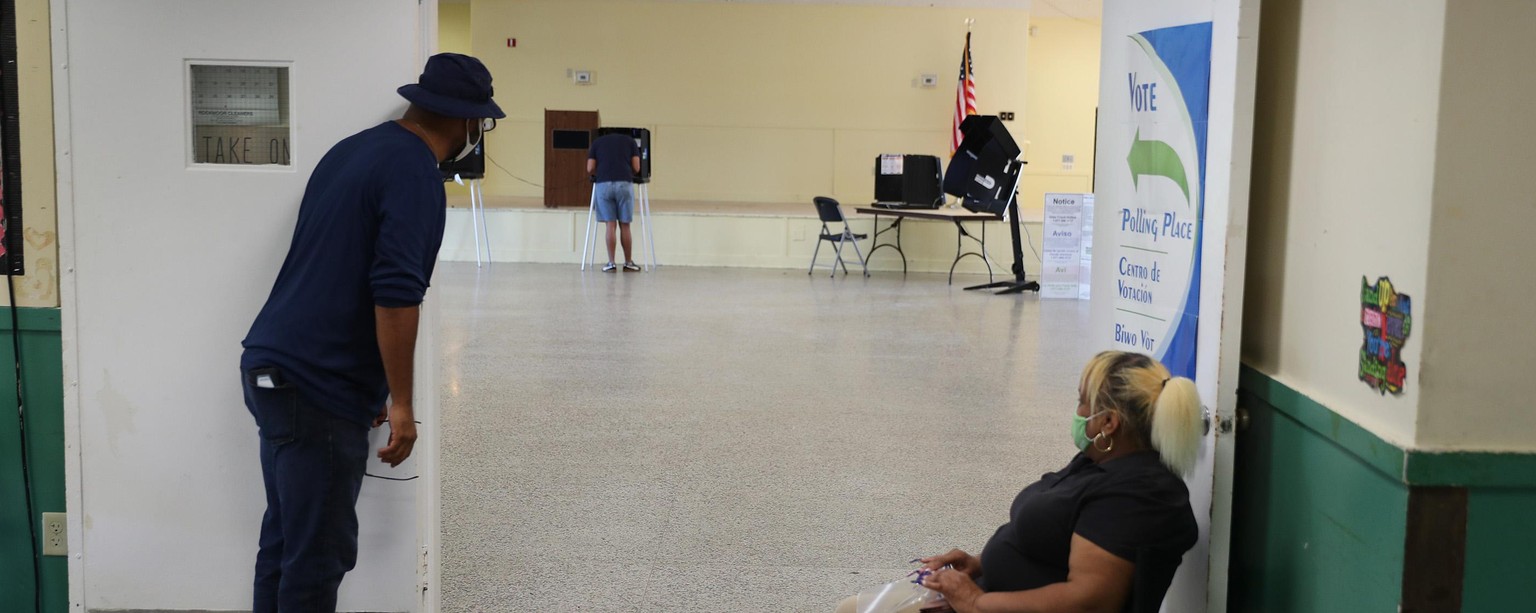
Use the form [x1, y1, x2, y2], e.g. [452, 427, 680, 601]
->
[633, 183, 647, 271]
[638, 183, 659, 271]
[582, 183, 655, 271]
[467, 181, 477, 266]
[475, 179, 491, 265]
[468, 179, 489, 267]
[580, 187, 598, 271]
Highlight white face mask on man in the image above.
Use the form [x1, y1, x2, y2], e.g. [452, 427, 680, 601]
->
[451, 119, 484, 163]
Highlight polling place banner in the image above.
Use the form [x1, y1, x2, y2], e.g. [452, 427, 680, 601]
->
[1089, 2, 1260, 611]
[1099, 22, 1211, 377]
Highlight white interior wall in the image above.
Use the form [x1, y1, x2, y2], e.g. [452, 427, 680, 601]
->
[1417, 0, 1536, 452]
[1241, 0, 1448, 447]
[57, 1, 430, 609]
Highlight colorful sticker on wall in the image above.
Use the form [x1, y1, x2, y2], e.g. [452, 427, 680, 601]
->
[1359, 276, 1412, 395]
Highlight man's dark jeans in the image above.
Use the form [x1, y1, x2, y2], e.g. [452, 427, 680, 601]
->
[243, 370, 369, 613]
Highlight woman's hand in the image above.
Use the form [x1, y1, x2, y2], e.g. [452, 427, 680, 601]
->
[922, 568, 984, 613]
[920, 549, 983, 578]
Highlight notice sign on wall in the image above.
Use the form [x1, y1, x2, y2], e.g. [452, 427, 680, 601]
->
[189, 63, 291, 166]
[1079, 194, 1095, 300]
[1042, 193, 1089, 299]
[1096, 22, 1212, 378]
[191, 65, 282, 126]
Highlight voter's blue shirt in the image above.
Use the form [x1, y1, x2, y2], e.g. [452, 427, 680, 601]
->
[242, 121, 445, 425]
[588, 132, 639, 183]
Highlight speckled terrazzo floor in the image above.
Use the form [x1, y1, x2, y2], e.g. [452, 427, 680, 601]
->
[434, 262, 1094, 612]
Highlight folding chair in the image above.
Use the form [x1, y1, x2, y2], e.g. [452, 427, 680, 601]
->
[808, 196, 868, 278]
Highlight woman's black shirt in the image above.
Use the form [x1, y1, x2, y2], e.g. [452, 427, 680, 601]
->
[978, 450, 1198, 604]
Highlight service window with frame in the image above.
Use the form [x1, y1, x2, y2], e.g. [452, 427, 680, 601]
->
[188, 61, 292, 167]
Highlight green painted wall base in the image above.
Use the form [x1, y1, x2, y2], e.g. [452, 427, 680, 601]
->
[7, 319, 1534, 611]
[0, 308, 65, 612]
[1229, 371, 1407, 611]
[1232, 365, 1536, 612]
[1463, 489, 1536, 611]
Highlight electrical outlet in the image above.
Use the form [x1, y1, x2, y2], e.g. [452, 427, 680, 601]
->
[42, 512, 66, 556]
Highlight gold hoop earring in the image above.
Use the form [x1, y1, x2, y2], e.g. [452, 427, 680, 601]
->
[1093, 431, 1114, 452]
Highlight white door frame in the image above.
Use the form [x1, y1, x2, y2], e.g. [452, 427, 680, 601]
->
[48, 0, 85, 607]
[413, 7, 443, 611]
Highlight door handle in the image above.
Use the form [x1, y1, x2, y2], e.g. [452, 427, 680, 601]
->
[1203, 405, 1239, 436]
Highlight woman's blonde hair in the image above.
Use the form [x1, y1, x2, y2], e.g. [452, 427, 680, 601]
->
[1079, 351, 1203, 475]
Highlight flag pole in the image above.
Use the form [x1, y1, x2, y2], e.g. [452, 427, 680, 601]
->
[965, 19, 974, 88]
[950, 18, 976, 208]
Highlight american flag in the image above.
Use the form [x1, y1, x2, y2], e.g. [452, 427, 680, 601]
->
[951, 31, 977, 155]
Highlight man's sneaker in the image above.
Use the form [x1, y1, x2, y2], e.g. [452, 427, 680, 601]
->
[623, 262, 641, 272]
[602, 262, 617, 273]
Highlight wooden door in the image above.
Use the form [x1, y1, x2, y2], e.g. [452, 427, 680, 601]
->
[544, 109, 599, 207]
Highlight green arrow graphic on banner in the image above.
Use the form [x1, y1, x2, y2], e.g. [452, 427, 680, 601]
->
[1127, 128, 1191, 206]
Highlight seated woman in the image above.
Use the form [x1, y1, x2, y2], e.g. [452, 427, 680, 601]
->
[840, 351, 1203, 613]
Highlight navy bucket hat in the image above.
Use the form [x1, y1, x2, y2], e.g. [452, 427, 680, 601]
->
[397, 53, 505, 119]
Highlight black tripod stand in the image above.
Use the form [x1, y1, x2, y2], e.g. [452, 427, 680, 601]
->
[964, 165, 1039, 295]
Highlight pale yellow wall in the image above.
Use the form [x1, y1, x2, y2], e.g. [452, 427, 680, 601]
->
[1018, 17, 1099, 218]
[469, 0, 1032, 205]
[439, 2, 474, 200]
[1416, 1, 1536, 452]
[5, 0, 59, 307]
[439, 2, 472, 56]
[1242, 0, 1447, 447]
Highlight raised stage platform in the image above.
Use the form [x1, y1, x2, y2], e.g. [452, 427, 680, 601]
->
[440, 194, 1045, 277]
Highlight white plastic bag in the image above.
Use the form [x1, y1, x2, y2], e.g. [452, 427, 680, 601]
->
[849, 577, 954, 613]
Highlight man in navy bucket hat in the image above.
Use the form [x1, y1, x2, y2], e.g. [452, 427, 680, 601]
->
[240, 53, 502, 612]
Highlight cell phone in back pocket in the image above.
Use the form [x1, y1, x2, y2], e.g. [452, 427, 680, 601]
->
[246, 366, 289, 389]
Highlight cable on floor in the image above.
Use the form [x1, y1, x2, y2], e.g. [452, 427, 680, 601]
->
[8, 273, 42, 612]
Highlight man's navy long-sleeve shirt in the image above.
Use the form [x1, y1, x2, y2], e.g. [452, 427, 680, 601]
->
[242, 121, 445, 425]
